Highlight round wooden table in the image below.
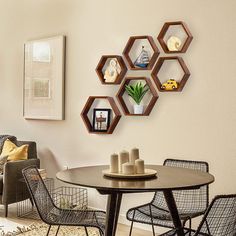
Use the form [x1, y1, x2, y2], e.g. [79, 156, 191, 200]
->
[56, 165, 214, 236]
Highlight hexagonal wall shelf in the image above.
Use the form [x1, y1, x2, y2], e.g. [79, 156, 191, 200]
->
[123, 36, 160, 70]
[95, 55, 127, 84]
[116, 77, 158, 116]
[81, 96, 121, 134]
[151, 56, 190, 92]
[158, 21, 193, 53]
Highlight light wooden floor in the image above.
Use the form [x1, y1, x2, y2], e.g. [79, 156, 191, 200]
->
[0, 204, 151, 236]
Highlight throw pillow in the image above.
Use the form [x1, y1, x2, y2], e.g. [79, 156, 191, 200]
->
[0, 155, 8, 174]
[1, 139, 28, 161]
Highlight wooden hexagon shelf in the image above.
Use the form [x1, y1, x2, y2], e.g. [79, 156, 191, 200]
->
[158, 21, 193, 53]
[95, 55, 127, 84]
[122, 36, 160, 70]
[151, 56, 190, 92]
[116, 77, 158, 116]
[81, 96, 121, 134]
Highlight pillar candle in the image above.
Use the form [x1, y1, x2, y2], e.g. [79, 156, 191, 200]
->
[130, 148, 139, 164]
[119, 150, 129, 173]
[110, 153, 119, 173]
[135, 159, 145, 174]
[122, 162, 135, 175]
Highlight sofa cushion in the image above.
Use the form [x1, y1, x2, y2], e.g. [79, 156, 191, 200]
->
[0, 135, 16, 153]
[1, 139, 28, 161]
[0, 174, 3, 194]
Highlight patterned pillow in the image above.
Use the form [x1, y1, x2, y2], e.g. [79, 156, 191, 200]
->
[0, 155, 8, 174]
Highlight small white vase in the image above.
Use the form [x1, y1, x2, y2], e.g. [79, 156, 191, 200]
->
[134, 104, 144, 114]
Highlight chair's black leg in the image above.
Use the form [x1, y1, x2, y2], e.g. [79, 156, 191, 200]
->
[55, 225, 60, 236]
[46, 225, 51, 236]
[129, 210, 136, 236]
[129, 220, 134, 236]
[84, 226, 89, 236]
[188, 219, 192, 236]
[4, 204, 8, 217]
[149, 205, 155, 236]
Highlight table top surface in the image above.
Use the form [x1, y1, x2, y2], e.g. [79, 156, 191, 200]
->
[56, 165, 214, 192]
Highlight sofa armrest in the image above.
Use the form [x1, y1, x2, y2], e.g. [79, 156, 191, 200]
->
[2, 159, 40, 204]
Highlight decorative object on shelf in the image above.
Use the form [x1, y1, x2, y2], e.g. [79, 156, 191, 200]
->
[110, 154, 119, 173]
[123, 36, 160, 70]
[96, 55, 127, 84]
[23, 35, 66, 120]
[92, 108, 111, 132]
[119, 150, 129, 172]
[116, 77, 158, 116]
[125, 82, 149, 114]
[102, 168, 157, 179]
[134, 46, 149, 68]
[135, 159, 145, 174]
[130, 148, 139, 164]
[167, 36, 182, 51]
[161, 79, 179, 91]
[104, 58, 121, 83]
[151, 56, 190, 92]
[122, 162, 135, 175]
[81, 96, 121, 134]
[158, 21, 193, 53]
[103, 148, 157, 179]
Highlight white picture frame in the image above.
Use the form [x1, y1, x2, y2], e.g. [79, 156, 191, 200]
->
[23, 35, 65, 120]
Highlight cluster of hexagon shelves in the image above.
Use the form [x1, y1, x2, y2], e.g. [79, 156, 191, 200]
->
[81, 21, 193, 134]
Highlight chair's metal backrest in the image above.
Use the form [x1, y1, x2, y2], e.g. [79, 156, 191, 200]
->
[152, 159, 209, 214]
[22, 166, 57, 222]
[195, 194, 236, 236]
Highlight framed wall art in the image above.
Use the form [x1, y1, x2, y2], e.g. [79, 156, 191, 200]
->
[92, 108, 111, 132]
[23, 35, 66, 120]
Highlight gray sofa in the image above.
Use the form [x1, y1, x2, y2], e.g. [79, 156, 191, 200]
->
[0, 135, 40, 217]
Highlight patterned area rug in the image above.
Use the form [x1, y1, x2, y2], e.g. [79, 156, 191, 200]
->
[0, 223, 100, 236]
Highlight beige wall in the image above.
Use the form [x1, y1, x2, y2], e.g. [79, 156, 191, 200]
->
[1, 0, 236, 232]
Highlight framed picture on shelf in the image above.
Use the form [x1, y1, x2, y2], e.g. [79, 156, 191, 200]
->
[92, 108, 111, 132]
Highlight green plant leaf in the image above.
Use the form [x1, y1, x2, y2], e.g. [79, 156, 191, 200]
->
[125, 82, 149, 105]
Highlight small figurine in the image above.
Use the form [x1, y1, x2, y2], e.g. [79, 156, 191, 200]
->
[167, 36, 182, 51]
[104, 58, 121, 83]
[161, 79, 178, 91]
[134, 46, 149, 68]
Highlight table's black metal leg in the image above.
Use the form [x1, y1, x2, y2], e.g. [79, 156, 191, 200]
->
[163, 190, 185, 236]
[105, 192, 123, 236]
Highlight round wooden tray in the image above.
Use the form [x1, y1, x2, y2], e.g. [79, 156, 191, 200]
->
[102, 169, 157, 179]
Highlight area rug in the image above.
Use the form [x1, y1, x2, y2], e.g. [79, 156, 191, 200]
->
[0, 223, 100, 236]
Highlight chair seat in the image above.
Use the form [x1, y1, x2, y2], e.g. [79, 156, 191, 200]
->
[127, 203, 204, 228]
[46, 208, 106, 231]
[0, 175, 3, 195]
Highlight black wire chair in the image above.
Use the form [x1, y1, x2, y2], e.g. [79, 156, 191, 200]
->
[161, 194, 236, 236]
[22, 166, 106, 236]
[126, 159, 209, 236]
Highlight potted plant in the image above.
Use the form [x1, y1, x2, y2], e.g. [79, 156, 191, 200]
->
[125, 82, 149, 114]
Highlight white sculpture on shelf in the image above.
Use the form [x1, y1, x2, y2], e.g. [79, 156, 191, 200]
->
[167, 36, 182, 51]
[104, 58, 121, 83]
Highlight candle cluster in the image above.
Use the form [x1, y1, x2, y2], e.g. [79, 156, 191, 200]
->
[110, 148, 145, 175]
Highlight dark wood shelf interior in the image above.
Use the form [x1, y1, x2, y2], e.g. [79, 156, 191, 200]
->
[151, 56, 190, 92]
[95, 55, 127, 84]
[158, 21, 193, 54]
[81, 96, 121, 134]
[123, 36, 160, 70]
[116, 77, 159, 116]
